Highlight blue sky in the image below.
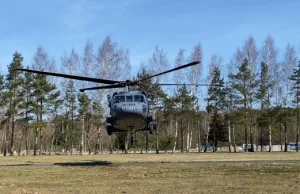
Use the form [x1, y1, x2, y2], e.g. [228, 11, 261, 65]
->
[0, 0, 300, 80]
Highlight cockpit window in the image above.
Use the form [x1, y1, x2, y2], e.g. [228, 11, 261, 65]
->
[134, 95, 145, 102]
[126, 95, 133, 102]
[114, 95, 125, 102]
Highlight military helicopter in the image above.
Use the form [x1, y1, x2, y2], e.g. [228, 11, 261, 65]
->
[14, 61, 215, 138]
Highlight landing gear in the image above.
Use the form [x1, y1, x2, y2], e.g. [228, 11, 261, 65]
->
[130, 131, 134, 146]
[106, 124, 114, 136]
[148, 122, 157, 134]
[106, 117, 114, 136]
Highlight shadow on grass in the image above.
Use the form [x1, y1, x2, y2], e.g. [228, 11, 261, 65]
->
[53, 161, 114, 167]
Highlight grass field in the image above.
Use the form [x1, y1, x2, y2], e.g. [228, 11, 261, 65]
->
[0, 152, 300, 194]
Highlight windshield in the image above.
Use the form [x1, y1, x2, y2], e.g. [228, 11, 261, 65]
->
[134, 95, 145, 103]
[114, 95, 125, 103]
[126, 95, 133, 102]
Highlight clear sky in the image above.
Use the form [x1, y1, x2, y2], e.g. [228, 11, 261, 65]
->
[0, 0, 300, 79]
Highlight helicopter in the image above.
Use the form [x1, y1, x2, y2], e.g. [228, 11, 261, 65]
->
[14, 61, 216, 139]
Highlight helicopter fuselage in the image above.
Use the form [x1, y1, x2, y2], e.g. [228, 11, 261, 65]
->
[106, 91, 156, 135]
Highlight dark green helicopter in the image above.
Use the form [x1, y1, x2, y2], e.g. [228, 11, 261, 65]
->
[14, 61, 216, 138]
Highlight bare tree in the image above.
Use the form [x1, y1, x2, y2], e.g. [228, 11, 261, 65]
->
[259, 35, 278, 152]
[188, 43, 203, 95]
[172, 49, 185, 153]
[243, 35, 258, 74]
[243, 36, 258, 152]
[148, 46, 169, 83]
[283, 44, 297, 107]
[80, 41, 95, 154]
[186, 44, 202, 152]
[60, 48, 80, 154]
[94, 36, 131, 116]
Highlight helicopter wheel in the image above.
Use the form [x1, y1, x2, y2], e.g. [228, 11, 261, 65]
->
[149, 124, 154, 134]
[106, 124, 113, 136]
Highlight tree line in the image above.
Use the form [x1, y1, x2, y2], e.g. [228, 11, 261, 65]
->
[0, 35, 300, 156]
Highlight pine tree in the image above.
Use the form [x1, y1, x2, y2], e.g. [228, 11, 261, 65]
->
[78, 92, 91, 155]
[174, 85, 195, 152]
[256, 62, 272, 151]
[5, 52, 24, 156]
[206, 66, 226, 151]
[289, 61, 300, 152]
[136, 67, 166, 153]
[19, 67, 34, 155]
[31, 72, 60, 155]
[228, 58, 258, 152]
[62, 80, 77, 155]
[91, 98, 104, 154]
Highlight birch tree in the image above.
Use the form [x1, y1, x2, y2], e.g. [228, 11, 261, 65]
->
[186, 44, 202, 151]
[172, 49, 185, 152]
[283, 44, 297, 107]
[94, 36, 131, 115]
[259, 35, 278, 151]
[243, 36, 258, 74]
[243, 36, 258, 151]
[148, 46, 169, 83]
[260, 35, 278, 105]
[81, 41, 95, 89]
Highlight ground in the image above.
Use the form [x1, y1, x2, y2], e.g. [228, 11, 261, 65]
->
[0, 152, 299, 194]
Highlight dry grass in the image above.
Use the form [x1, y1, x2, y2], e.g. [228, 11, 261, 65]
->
[0, 152, 299, 165]
[0, 152, 300, 194]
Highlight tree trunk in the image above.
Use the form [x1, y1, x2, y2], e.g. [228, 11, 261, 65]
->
[110, 135, 113, 154]
[86, 122, 91, 155]
[94, 127, 101, 154]
[145, 129, 148, 154]
[156, 121, 159, 154]
[186, 121, 190, 153]
[49, 125, 56, 155]
[280, 122, 283, 152]
[71, 143, 73, 155]
[205, 115, 210, 152]
[189, 131, 193, 151]
[228, 119, 232, 152]
[284, 123, 288, 152]
[25, 125, 28, 155]
[125, 132, 129, 154]
[80, 117, 84, 155]
[260, 124, 263, 152]
[34, 126, 38, 156]
[180, 118, 184, 153]
[197, 119, 201, 153]
[4, 121, 8, 156]
[296, 123, 299, 152]
[268, 120, 272, 152]
[134, 132, 136, 154]
[172, 120, 178, 153]
[232, 124, 236, 152]
[39, 100, 43, 155]
[10, 116, 15, 156]
[250, 124, 254, 152]
[64, 122, 68, 155]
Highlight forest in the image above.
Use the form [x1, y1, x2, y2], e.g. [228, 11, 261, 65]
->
[0, 34, 300, 156]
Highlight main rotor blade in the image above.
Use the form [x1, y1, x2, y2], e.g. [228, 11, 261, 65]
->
[153, 83, 223, 87]
[137, 61, 200, 83]
[79, 84, 125, 92]
[14, 68, 120, 85]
